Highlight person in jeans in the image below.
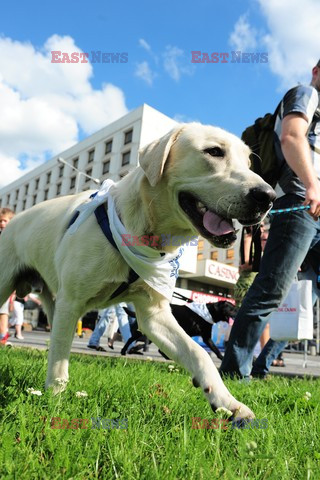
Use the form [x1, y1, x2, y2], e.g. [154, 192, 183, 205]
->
[251, 262, 320, 378]
[88, 303, 135, 352]
[221, 59, 320, 378]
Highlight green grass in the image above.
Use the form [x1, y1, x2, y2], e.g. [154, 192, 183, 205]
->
[0, 348, 319, 480]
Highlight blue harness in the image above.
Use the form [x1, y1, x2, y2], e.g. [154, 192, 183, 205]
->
[68, 201, 139, 300]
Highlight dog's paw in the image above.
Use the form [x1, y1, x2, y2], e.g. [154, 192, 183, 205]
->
[211, 402, 255, 420]
[46, 378, 68, 395]
[230, 403, 255, 420]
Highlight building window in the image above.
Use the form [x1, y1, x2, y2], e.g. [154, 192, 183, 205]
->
[103, 160, 110, 174]
[211, 251, 218, 261]
[56, 183, 61, 196]
[59, 165, 64, 178]
[44, 189, 49, 201]
[85, 169, 92, 182]
[88, 149, 95, 163]
[197, 253, 204, 260]
[46, 172, 51, 184]
[70, 177, 76, 189]
[22, 199, 26, 210]
[124, 129, 133, 145]
[35, 178, 40, 190]
[25, 184, 29, 195]
[33, 194, 37, 205]
[226, 249, 234, 260]
[73, 157, 79, 169]
[122, 151, 130, 166]
[105, 140, 112, 154]
[198, 239, 204, 251]
[6, 195, 10, 204]
[15, 190, 19, 201]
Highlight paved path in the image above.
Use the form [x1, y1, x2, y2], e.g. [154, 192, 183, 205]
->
[5, 329, 320, 379]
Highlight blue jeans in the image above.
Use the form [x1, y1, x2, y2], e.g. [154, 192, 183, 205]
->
[252, 264, 320, 377]
[88, 304, 133, 347]
[220, 194, 320, 378]
[251, 339, 288, 377]
[88, 307, 115, 347]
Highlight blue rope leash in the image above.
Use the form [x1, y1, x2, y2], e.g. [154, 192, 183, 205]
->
[269, 205, 310, 215]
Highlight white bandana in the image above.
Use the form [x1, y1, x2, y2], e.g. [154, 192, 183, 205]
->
[68, 180, 184, 300]
[186, 302, 214, 324]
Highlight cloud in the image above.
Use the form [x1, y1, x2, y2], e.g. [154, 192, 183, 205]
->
[163, 46, 194, 82]
[0, 34, 128, 188]
[229, 0, 320, 89]
[139, 38, 152, 53]
[135, 41, 193, 85]
[229, 14, 257, 51]
[258, 0, 320, 88]
[134, 61, 156, 86]
[173, 113, 200, 123]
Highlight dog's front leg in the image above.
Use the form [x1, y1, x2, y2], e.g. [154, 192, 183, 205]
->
[135, 295, 255, 419]
[203, 337, 224, 360]
[45, 296, 81, 394]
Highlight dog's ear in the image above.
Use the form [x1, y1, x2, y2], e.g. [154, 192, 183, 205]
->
[139, 126, 184, 187]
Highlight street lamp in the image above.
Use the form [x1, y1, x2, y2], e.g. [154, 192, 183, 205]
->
[57, 157, 100, 193]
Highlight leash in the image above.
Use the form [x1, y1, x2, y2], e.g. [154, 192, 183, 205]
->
[172, 291, 193, 303]
[269, 205, 310, 216]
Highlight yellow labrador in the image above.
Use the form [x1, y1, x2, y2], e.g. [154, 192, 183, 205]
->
[0, 123, 275, 419]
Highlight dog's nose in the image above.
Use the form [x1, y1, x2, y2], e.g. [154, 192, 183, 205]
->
[248, 186, 276, 205]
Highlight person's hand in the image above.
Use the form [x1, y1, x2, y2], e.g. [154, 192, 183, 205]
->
[303, 182, 320, 220]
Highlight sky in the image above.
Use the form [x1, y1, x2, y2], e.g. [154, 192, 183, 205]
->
[0, 0, 319, 188]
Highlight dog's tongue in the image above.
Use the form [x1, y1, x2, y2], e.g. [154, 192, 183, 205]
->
[203, 211, 234, 236]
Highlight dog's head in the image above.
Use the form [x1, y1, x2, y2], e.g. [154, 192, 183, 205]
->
[207, 300, 238, 323]
[139, 123, 276, 248]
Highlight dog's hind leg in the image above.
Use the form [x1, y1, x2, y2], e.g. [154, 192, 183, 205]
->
[0, 249, 19, 306]
[45, 294, 82, 393]
[134, 293, 255, 420]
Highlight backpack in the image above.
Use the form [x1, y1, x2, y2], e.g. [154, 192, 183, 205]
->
[241, 103, 281, 188]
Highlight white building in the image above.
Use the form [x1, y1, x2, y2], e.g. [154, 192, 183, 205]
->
[0, 104, 178, 211]
[0, 104, 240, 299]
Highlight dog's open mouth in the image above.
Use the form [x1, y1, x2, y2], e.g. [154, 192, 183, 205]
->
[179, 192, 238, 248]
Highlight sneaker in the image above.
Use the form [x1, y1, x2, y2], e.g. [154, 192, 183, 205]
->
[0, 332, 11, 344]
[87, 345, 107, 352]
[14, 334, 24, 340]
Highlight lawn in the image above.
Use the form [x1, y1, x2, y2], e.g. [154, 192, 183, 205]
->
[0, 348, 319, 479]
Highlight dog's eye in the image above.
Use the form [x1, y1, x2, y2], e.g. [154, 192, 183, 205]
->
[204, 147, 225, 157]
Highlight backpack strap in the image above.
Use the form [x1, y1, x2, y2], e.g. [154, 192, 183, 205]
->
[239, 224, 262, 272]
